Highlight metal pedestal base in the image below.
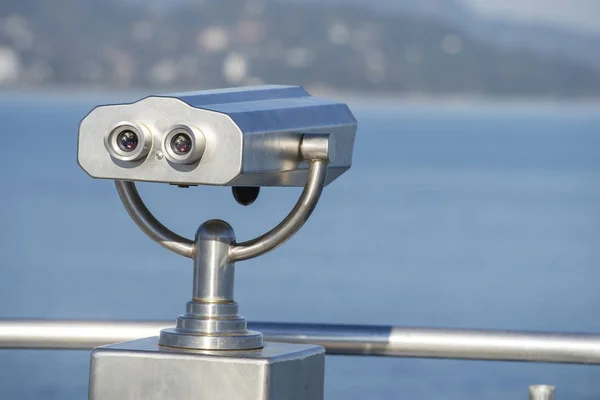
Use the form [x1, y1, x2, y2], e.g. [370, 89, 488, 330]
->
[159, 326, 263, 350]
[89, 337, 325, 400]
[159, 300, 263, 350]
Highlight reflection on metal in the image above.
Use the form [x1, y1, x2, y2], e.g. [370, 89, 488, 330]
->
[529, 385, 556, 400]
[257, 323, 600, 364]
[2, 320, 600, 365]
[0, 320, 165, 349]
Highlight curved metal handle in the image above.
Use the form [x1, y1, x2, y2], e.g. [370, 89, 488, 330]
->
[228, 160, 327, 262]
[114, 134, 331, 262]
[115, 181, 195, 258]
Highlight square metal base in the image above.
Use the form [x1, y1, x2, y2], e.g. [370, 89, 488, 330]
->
[89, 337, 325, 400]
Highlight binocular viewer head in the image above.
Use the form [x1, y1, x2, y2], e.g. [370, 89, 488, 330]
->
[78, 85, 357, 187]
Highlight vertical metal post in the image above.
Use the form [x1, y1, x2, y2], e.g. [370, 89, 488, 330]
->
[192, 220, 235, 302]
[159, 219, 263, 351]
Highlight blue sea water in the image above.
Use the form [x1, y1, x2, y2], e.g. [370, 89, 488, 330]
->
[0, 93, 599, 399]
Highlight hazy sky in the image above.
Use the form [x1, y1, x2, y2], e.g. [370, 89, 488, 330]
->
[458, 0, 600, 34]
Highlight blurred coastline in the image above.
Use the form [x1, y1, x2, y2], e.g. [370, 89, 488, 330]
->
[1, 0, 600, 98]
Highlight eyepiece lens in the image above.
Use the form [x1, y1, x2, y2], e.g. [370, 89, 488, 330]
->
[117, 130, 139, 152]
[171, 133, 193, 155]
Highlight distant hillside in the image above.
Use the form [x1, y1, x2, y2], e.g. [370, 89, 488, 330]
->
[0, 0, 599, 97]
[285, 0, 600, 68]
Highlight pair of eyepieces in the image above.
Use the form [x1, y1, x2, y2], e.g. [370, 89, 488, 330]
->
[117, 130, 190, 155]
[105, 122, 205, 165]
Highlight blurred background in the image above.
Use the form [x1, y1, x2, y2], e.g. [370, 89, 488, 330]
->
[1, 0, 600, 97]
[0, 0, 599, 399]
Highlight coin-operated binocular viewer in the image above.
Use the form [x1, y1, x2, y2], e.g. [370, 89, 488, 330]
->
[78, 86, 357, 400]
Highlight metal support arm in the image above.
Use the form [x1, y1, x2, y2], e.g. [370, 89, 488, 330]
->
[115, 181, 195, 258]
[228, 160, 327, 262]
[114, 134, 331, 263]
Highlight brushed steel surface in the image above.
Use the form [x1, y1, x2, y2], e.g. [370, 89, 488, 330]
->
[89, 337, 325, 400]
[193, 220, 236, 302]
[300, 134, 334, 162]
[78, 85, 357, 187]
[3, 320, 600, 365]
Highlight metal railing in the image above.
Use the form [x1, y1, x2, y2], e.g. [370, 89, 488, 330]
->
[1, 319, 600, 365]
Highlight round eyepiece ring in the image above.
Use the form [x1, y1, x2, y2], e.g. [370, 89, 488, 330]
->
[162, 125, 206, 165]
[171, 133, 193, 155]
[104, 122, 152, 162]
[117, 130, 139, 152]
